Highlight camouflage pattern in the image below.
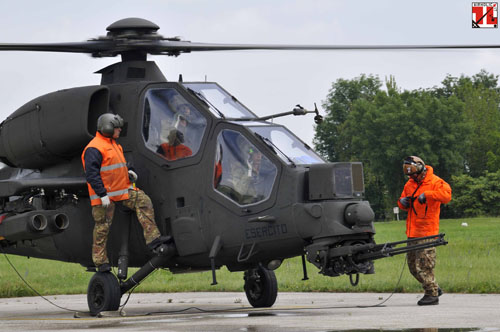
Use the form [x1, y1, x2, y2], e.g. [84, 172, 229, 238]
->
[122, 189, 161, 244]
[407, 238, 439, 297]
[91, 189, 161, 266]
[91, 201, 116, 266]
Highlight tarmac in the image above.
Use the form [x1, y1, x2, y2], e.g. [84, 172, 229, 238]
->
[0, 292, 499, 331]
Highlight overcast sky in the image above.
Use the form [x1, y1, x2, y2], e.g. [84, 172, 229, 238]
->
[0, 0, 499, 146]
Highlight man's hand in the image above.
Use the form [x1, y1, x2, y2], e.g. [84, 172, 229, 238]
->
[399, 196, 411, 208]
[128, 170, 138, 182]
[101, 195, 111, 207]
[418, 193, 426, 204]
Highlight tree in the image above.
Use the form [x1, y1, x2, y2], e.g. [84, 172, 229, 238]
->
[435, 71, 500, 176]
[448, 171, 500, 217]
[314, 74, 381, 161]
[315, 75, 470, 219]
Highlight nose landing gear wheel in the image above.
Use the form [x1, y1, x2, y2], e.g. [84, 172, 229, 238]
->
[244, 265, 278, 307]
[87, 272, 121, 316]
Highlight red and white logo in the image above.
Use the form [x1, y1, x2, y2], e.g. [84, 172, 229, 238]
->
[472, 2, 498, 28]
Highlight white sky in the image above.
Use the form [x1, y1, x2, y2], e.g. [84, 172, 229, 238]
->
[0, 0, 499, 146]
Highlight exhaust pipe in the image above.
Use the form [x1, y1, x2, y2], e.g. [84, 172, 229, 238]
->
[28, 213, 48, 232]
[49, 213, 69, 233]
[0, 210, 69, 242]
[0, 211, 48, 241]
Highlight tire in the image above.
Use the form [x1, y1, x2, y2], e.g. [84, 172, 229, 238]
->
[244, 265, 278, 308]
[87, 272, 121, 316]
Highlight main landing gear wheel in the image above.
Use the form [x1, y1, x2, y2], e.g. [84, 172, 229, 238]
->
[87, 272, 121, 316]
[244, 265, 278, 308]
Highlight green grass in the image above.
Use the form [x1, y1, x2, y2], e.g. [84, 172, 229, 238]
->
[0, 217, 499, 298]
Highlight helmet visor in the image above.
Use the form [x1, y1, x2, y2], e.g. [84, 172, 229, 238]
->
[403, 162, 419, 175]
[110, 115, 124, 128]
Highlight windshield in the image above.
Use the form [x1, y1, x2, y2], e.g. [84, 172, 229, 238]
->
[214, 130, 277, 206]
[142, 88, 207, 161]
[249, 125, 324, 165]
[183, 82, 255, 119]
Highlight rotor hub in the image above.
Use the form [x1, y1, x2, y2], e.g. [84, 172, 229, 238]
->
[92, 18, 167, 60]
[105, 17, 161, 40]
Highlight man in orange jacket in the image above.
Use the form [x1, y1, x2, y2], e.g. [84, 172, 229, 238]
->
[398, 156, 452, 305]
[82, 113, 171, 272]
[158, 129, 193, 161]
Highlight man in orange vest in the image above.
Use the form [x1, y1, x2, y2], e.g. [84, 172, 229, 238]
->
[82, 113, 170, 272]
[398, 156, 451, 305]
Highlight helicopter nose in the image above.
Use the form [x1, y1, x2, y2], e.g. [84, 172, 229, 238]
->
[344, 203, 375, 227]
[294, 201, 375, 237]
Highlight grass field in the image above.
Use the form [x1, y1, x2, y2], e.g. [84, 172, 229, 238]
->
[0, 217, 498, 298]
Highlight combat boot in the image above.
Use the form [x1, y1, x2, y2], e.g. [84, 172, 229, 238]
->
[417, 294, 439, 306]
[152, 243, 175, 256]
[147, 235, 175, 256]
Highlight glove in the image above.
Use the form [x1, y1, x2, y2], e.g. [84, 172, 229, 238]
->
[399, 197, 410, 208]
[100, 195, 110, 207]
[418, 193, 426, 204]
[128, 170, 138, 182]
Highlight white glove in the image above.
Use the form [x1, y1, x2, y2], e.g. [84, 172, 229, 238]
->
[128, 170, 138, 182]
[100, 195, 110, 207]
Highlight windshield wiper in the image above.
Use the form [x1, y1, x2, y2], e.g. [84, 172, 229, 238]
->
[255, 133, 296, 168]
[187, 88, 226, 119]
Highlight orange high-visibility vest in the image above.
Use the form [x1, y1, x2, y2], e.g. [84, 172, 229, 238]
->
[398, 166, 452, 237]
[82, 132, 131, 206]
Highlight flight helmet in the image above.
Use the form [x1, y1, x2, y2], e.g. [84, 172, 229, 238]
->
[97, 113, 124, 137]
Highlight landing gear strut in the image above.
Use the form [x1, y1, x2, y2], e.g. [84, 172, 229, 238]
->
[244, 265, 278, 307]
[86, 237, 176, 316]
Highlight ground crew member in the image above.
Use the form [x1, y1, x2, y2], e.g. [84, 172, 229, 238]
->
[82, 113, 170, 272]
[398, 156, 451, 305]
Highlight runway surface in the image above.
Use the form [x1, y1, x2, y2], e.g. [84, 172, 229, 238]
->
[0, 292, 499, 331]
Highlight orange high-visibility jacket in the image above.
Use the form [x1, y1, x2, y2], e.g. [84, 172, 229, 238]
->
[160, 143, 192, 161]
[397, 166, 452, 237]
[81, 132, 131, 206]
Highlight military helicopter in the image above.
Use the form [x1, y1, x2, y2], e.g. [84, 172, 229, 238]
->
[0, 18, 448, 315]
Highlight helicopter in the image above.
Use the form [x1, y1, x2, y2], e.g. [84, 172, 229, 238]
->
[0, 17, 448, 315]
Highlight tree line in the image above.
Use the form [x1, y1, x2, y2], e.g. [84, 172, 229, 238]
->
[313, 70, 500, 220]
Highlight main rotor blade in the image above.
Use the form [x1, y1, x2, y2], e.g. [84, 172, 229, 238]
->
[150, 41, 500, 52]
[0, 41, 114, 54]
[0, 40, 499, 58]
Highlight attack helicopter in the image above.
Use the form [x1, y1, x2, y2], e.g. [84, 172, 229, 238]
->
[0, 18, 448, 315]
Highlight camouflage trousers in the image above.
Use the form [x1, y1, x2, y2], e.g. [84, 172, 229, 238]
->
[91, 189, 161, 266]
[407, 238, 439, 297]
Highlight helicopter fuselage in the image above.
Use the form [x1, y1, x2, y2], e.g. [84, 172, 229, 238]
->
[0, 60, 376, 279]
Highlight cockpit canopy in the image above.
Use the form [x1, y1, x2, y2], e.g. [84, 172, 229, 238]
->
[141, 82, 325, 207]
[183, 82, 324, 166]
[183, 82, 255, 119]
[248, 125, 323, 165]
